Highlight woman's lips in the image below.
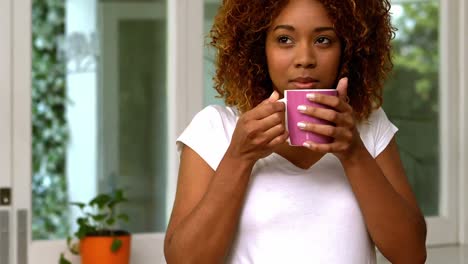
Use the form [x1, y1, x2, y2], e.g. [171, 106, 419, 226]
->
[290, 81, 319, 89]
[289, 77, 319, 89]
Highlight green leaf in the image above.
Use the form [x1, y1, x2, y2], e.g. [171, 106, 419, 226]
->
[75, 225, 95, 239]
[108, 189, 128, 209]
[69, 202, 86, 209]
[76, 217, 89, 226]
[90, 194, 112, 209]
[59, 253, 71, 264]
[106, 218, 116, 226]
[117, 213, 129, 222]
[68, 241, 80, 255]
[114, 189, 126, 201]
[111, 238, 123, 252]
[92, 213, 108, 222]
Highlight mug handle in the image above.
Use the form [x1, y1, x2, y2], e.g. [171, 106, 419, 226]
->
[277, 98, 291, 144]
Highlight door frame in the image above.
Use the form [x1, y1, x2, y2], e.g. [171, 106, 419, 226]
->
[0, 1, 13, 263]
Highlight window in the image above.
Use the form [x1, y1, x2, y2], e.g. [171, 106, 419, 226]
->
[203, 0, 223, 106]
[32, 0, 169, 240]
[384, 0, 440, 216]
[202, 0, 461, 246]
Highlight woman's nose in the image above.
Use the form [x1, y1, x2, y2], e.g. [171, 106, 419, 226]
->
[294, 43, 316, 68]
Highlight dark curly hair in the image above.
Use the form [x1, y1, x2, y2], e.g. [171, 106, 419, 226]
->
[209, 0, 395, 121]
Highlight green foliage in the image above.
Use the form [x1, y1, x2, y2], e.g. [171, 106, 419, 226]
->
[59, 253, 71, 264]
[60, 189, 130, 263]
[32, 0, 69, 239]
[70, 189, 129, 240]
[387, 2, 439, 115]
[111, 239, 123, 252]
[384, 2, 439, 215]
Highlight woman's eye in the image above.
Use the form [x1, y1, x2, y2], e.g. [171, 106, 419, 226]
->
[278, 36, 292, 44]
[316, 36, 331, 45]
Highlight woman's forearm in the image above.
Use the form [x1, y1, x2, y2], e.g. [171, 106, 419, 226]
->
[340, 147, 427, 263]
[165, 154, 254, 264]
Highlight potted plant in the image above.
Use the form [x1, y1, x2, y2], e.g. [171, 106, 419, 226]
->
[59, 189, 131, 264]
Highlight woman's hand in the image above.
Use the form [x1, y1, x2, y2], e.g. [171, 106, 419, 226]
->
[297, 77, 365, 161]
[226, 91, 288, 164]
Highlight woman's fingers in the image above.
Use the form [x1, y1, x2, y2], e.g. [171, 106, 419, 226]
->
[293, 78, 363, 156]
[234, 99, 287, 150]
[242, 112, 286, 145]
[244, 101, 285, 120]
[266, 130, 289, 148]
[335, 77, 349, 102]
[297, 123, 352, 141]
[258, 111, 285, 131]
[251, 122, 288, 146]
[306, 93, 352, 113]
[303, 141, 351, 153]
[297, 106, 354, 128]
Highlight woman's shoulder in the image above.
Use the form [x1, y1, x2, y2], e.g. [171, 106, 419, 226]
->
[358, 107, 391, 127]
[358, 107, 398, 158]
[195, 104, 239, 124]
[368, 107, 388, 122]
[203, 104, 239, 116]
[177, 104, 237, 170]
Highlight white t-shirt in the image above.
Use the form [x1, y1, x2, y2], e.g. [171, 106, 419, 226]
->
[176, 105, 398, 264]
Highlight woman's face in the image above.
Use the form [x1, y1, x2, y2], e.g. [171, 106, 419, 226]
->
[265, 0, 342, 96]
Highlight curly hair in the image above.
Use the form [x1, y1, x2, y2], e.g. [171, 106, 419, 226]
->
[209, 0, 395, 121]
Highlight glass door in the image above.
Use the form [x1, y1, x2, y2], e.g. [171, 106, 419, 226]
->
[9, 0, 205, 263]
[29, 0, 170, 262]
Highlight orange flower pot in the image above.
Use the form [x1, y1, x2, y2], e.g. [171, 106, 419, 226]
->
[80, 235, 131, 264]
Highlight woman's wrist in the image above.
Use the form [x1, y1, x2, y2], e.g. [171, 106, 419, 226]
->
[223, 147, 257, 171]
[337, 139, 370, 167]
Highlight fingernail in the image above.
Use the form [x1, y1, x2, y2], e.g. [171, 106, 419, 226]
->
[297, 122, 306, 129]
[297, 105, 307, 112]
[303, 142, 311, 148]
[306, 93, 316, 100]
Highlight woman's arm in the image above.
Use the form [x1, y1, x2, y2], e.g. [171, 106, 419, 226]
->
[164, 96, 287, 263]
[299, 78, 426, 263]
[164, 146, 255, 264]
[340, 137, 427, 263]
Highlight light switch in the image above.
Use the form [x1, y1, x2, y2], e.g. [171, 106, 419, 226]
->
[0, 188, 11, 205]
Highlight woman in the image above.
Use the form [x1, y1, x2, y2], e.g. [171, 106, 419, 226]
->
[164, 0, 427, 263]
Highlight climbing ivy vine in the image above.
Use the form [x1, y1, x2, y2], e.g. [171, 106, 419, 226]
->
[32, 0, 69, 239]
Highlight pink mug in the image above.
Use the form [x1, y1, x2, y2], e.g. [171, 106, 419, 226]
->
[279, 89, 338, 146]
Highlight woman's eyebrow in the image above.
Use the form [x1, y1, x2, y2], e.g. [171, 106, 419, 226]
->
[272, 25, 335, 33]
[314, 26, 335, 33]
[273, 24, 295, 31]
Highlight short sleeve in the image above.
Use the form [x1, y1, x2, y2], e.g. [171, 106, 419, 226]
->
[359, 108, 398, 158]
[176, 105, 234, 171]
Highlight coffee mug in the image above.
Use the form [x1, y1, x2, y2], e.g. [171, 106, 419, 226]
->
[279, 89, 338, 146]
